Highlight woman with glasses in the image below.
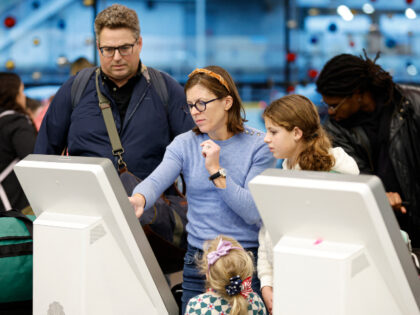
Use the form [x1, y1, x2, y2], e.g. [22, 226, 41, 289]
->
[316, 51, 420, 248]
[129, 65, 275, 313]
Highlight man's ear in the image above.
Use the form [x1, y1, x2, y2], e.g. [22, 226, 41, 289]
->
[224, 95, 233, 111]
[137, 36, 143, 51]
[293, 126, 303, 141]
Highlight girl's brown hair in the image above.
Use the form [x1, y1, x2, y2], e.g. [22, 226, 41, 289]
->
[185, 65, 246, 135]
[264, 94, 335, 171]
[197, 235, 254, 315]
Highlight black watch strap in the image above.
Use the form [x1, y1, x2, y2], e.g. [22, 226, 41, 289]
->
[209, 168, 226, 181]
[209, 171, 221, 181]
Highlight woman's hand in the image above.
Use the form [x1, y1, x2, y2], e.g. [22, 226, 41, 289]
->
[386, 192, 407, 214]
[261, 286, 273, 314]
[128, 193, 146, 218]
[200, 140, 221, 175]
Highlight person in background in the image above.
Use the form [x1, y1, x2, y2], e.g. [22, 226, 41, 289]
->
[129, 65, 275, 313]
[316, 51, 420, 247]
[70, 57, 94, 76]
[34, 4, 194, 182]
[32, 58, 94, 132]
[185, 235, 267, 315]
[258, 94, 359, 313]
[0, 73, 37, 212]
[25, 96, 44, 130]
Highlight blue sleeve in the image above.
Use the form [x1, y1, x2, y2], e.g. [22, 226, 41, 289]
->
[217, 140, 276, 225]
[132, 142, 183, 210]
[163, 73, 195, 137]
[34, 77, 75, 155]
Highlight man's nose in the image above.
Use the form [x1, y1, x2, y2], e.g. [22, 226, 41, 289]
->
[327, 107, 336, 116]
[113, 49, 122, 60]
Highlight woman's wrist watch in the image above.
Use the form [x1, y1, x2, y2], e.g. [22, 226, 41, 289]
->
[209, 168, 227, 181]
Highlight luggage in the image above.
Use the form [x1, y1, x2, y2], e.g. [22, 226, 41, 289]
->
[0, 209, 35, 304]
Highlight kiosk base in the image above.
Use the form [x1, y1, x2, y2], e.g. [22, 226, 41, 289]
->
[34, 212, 158, 315]
[273, 236, 402, 315]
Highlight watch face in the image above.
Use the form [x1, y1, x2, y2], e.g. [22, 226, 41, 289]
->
[219, 168, 227, 177]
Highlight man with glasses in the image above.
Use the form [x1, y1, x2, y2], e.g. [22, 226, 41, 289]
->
[35, 4, 194, 182]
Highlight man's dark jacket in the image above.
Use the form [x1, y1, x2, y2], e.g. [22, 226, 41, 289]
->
[324, 84, 420, 226]
[34, 67, 194, 180]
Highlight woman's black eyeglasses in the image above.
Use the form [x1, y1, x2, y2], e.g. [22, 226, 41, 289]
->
[183, 97, 221, 113]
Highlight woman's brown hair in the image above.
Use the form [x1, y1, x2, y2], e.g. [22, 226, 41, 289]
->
[185, 65, 246, 135]
[264, 94, 335, 171]
[0, 73, 26, 116]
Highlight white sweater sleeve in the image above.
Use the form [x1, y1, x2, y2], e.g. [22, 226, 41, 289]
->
[257, 225, 274, 288]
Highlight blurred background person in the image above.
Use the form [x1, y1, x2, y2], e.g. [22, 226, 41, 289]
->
[70, 56, 94, 76]
[316, 52, 420, 248]
[0, 72, 37, 213]
[25, 96, 43, 130]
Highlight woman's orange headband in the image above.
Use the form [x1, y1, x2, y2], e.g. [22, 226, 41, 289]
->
[188, 68, 230, 93]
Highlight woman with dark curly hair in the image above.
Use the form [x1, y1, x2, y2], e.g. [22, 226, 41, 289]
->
[0, 72, 36, 212]
[316, 51, 420, 247]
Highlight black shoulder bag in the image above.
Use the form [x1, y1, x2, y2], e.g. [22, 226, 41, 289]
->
[94, 67, 187, 274]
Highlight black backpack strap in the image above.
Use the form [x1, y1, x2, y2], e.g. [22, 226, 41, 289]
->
[71, 67, 98, 109]
[0, 209, 33, 238]
[142, 65, 169, 115]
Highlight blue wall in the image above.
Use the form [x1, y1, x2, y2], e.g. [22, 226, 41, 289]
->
[2, 0, 420, 103]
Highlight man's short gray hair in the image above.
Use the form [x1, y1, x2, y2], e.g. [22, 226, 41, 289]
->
[94, 4, 140, 43]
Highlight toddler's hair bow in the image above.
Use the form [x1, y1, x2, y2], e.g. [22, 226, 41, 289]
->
[207, 239, 242, 268]
[225, 276, 253, 298]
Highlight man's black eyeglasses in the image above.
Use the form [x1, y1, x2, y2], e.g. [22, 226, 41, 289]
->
[99, 41, 137, 57]
[183, 97, 221, 113]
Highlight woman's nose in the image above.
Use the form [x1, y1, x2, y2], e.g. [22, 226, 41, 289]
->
[190, 106, 200, 115]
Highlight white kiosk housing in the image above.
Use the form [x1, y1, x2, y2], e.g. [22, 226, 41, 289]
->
[14, 155, 178, 315]
[249, 169, 420, 315]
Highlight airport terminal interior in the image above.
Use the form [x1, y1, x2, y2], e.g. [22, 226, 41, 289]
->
[1, 0, 420, 314]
